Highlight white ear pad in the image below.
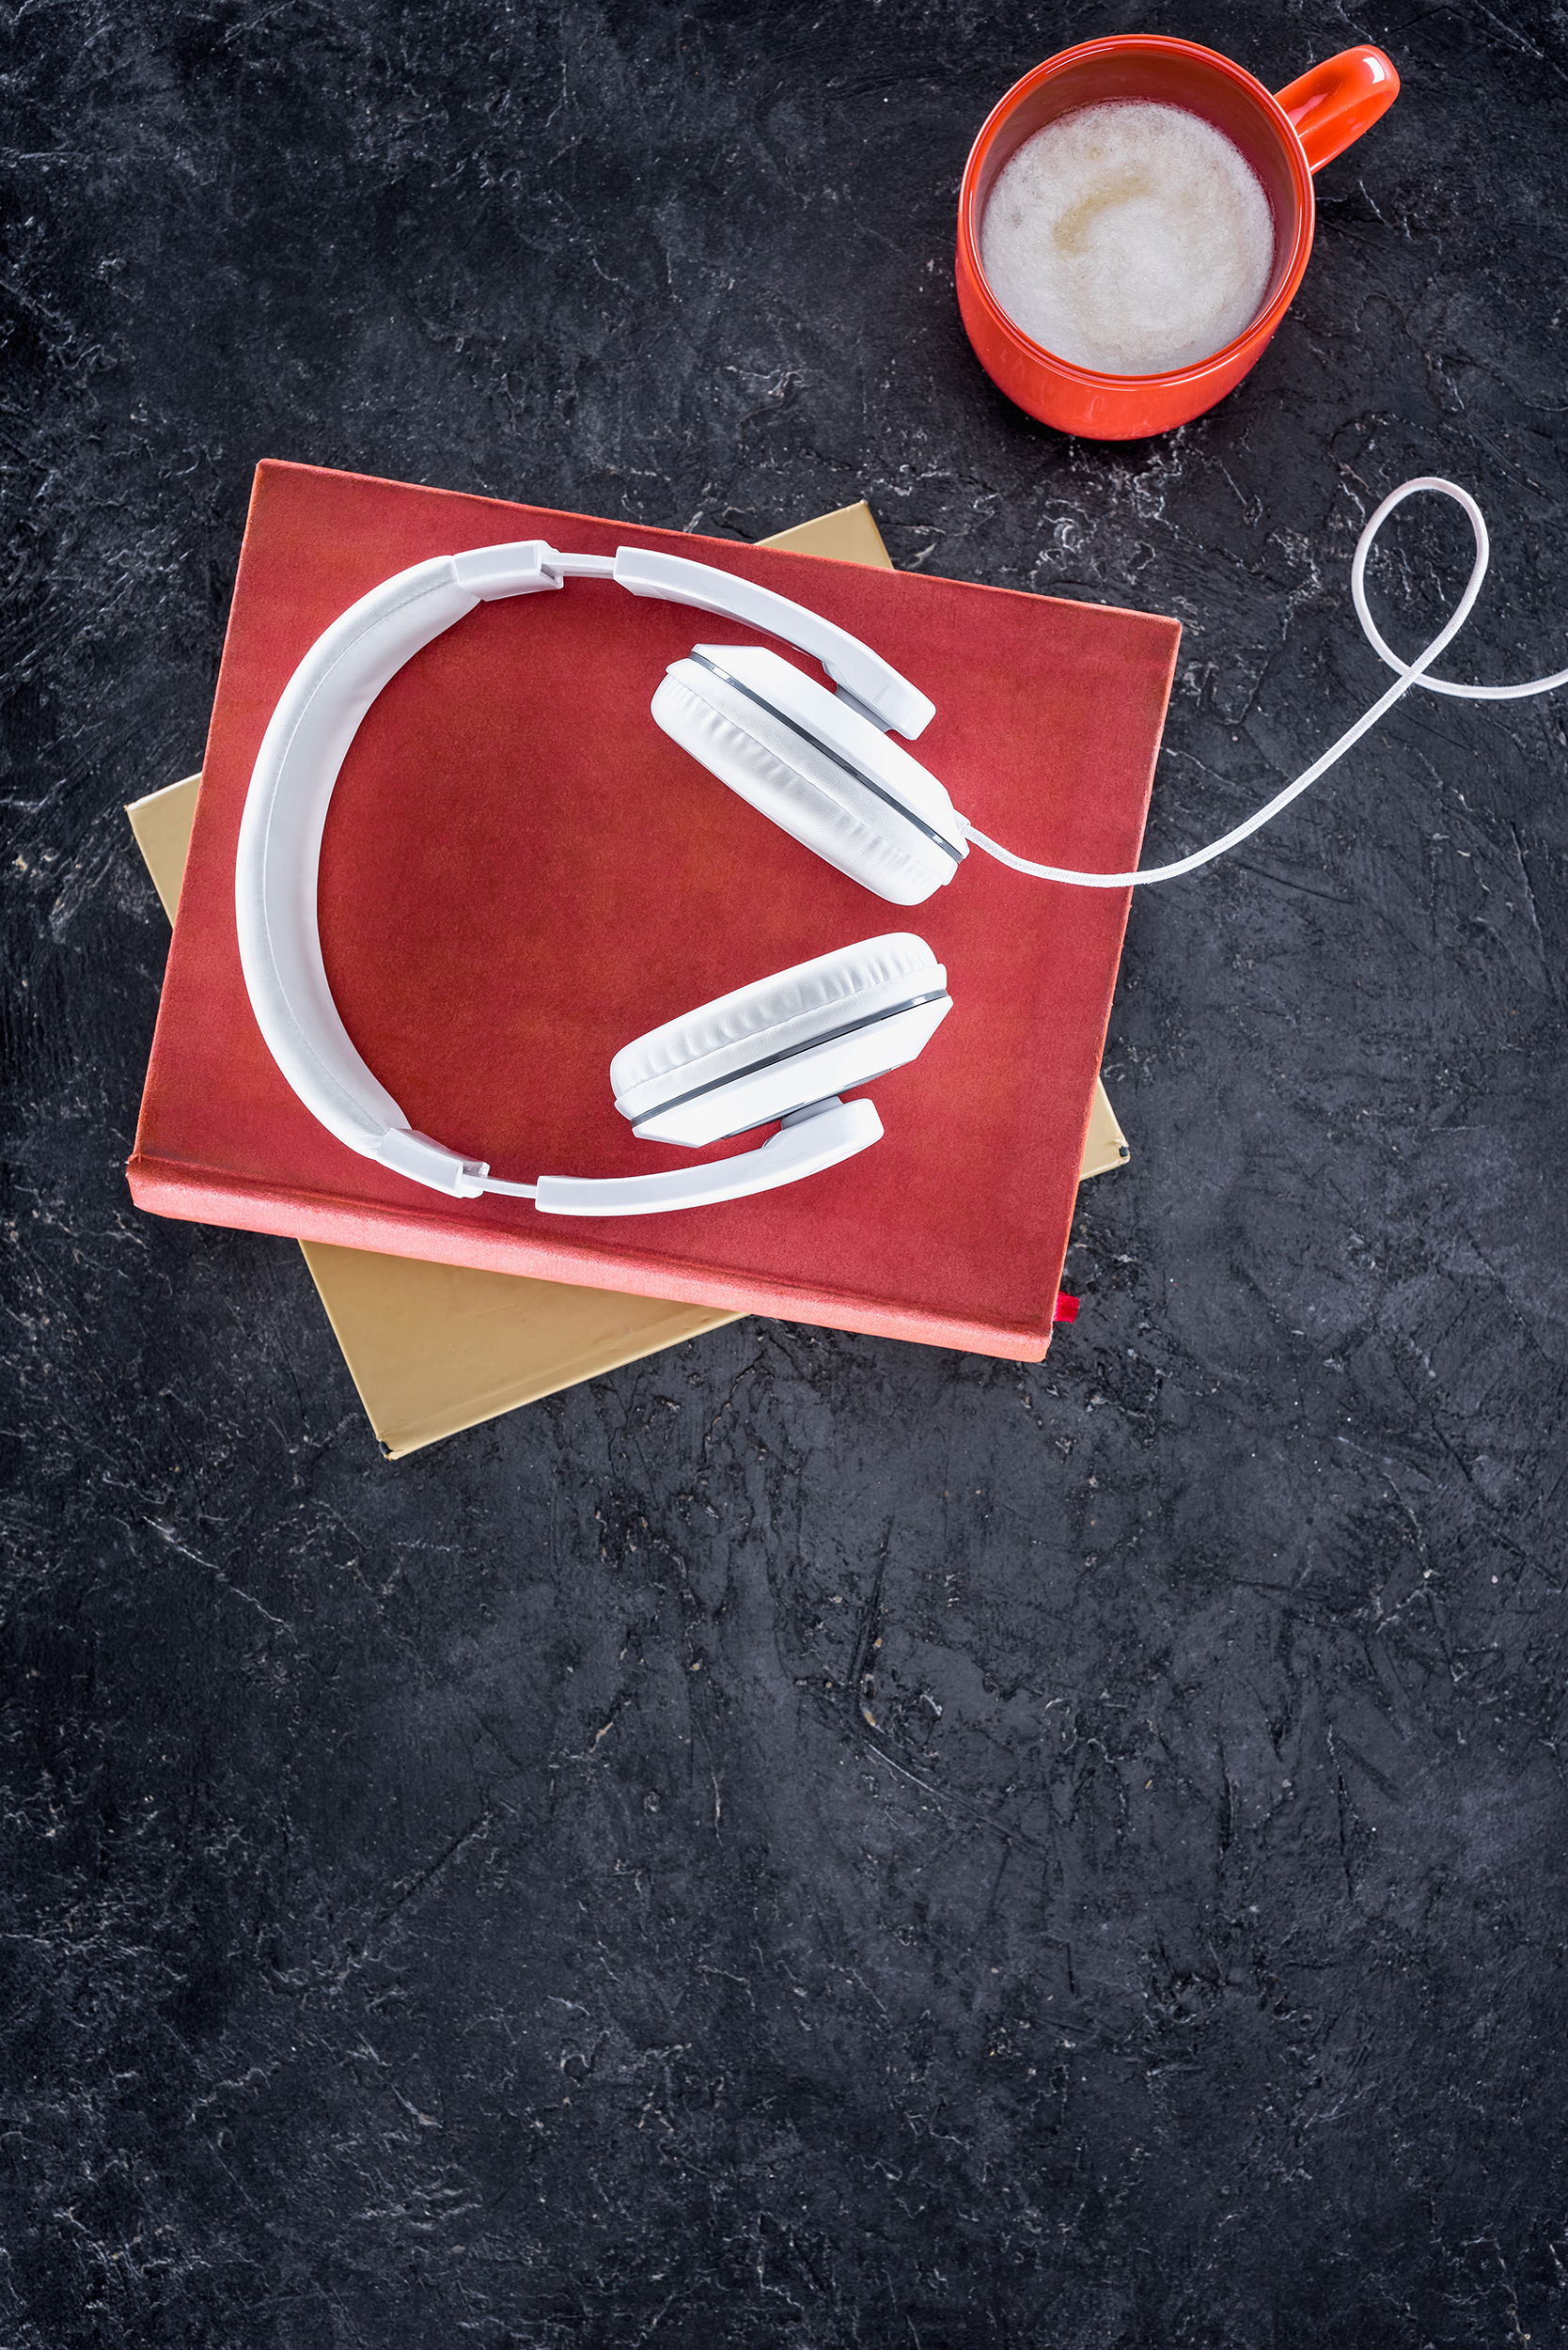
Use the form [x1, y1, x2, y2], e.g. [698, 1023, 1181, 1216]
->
[651, 646, 967, 908]
[612, 933, 952, 1148]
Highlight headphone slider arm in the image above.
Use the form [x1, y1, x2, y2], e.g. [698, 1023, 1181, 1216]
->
[532, 1096, 882, 1216]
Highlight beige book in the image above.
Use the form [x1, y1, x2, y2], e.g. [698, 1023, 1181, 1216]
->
[128, 498, 1127, 1457]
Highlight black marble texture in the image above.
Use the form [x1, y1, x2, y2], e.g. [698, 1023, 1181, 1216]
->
[6, 4, 1568, 2343]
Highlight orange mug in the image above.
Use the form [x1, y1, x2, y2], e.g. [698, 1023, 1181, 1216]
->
[955, 37, 1399, 440]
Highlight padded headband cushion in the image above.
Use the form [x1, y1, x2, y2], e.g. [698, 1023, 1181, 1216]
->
[652, 647, 966, 909]
[612, 932, 946, 1129]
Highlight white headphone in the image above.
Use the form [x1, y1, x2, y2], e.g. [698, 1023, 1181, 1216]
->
[237, 479, 1560, 1219]
[236, 538, 970, 1217]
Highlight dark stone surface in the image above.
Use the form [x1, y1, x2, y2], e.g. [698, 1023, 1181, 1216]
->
[5, 3, 1568, 2343]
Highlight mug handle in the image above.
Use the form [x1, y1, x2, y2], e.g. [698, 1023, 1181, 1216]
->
[1275, 46, 1400, 174]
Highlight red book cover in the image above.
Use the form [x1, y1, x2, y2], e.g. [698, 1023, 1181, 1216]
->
[129, 462, 1179, 1362]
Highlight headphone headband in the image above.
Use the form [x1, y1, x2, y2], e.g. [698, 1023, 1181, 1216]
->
[234, 540, 933, 1201]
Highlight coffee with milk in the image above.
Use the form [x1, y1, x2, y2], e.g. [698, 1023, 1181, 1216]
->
[980, 100, 1274, 377]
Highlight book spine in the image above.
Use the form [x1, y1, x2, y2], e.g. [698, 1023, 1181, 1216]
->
[125, 1153, 1055, 1364]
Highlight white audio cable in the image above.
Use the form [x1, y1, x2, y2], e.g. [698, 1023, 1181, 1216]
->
[960, 478, 1568, 888]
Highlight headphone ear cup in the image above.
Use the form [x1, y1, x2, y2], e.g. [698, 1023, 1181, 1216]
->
[652, 646, 966, 908]
[611, 933, 952, 1148]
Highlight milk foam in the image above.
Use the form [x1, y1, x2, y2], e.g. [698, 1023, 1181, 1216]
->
[980, 100, 1275, 376]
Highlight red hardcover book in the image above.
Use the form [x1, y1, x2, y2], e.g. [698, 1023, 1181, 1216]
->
[129, 462, 1179, 1362]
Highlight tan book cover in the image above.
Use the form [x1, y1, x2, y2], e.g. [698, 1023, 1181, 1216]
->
[127, 498, 1127, 1457]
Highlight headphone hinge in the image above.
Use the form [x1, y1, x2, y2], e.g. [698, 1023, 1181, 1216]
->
[449, 541, 564, 600]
